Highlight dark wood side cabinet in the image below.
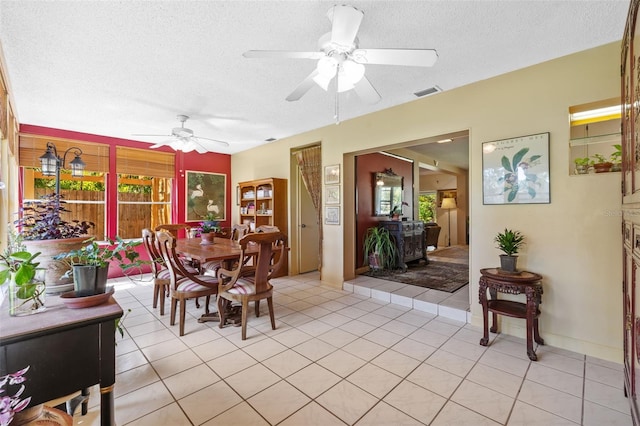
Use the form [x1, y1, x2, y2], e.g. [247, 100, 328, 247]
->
[378, 220, 426, 270]
[0, 295, 123, 426]
[622, 1, 640, 423]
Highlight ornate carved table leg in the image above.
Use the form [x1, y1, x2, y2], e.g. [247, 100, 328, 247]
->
[526, 286, 537, 361]
[489, 286, 498, 333]
[479, 277, 489, 346]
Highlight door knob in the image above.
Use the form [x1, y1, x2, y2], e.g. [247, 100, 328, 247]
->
[300, 224, 307, 228]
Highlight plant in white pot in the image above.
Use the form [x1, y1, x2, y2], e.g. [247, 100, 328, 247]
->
[54, 237, 145, 296]
[494, 228, 525, 273]
[15, 193, 94, 293]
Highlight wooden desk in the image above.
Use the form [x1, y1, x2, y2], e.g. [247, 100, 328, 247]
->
[478, 268, 544, 361]
[0, 294, 122, 425]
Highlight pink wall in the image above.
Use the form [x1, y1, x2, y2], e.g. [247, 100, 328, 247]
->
[19, 124, 232, 278]
[355, 153, 414, 268]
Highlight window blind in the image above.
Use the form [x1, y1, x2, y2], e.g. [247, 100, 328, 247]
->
[19, 134, 110, 172]
[116, 146, 174, 178]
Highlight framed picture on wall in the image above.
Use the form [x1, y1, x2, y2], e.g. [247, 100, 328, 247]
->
[185, 170, 227, 221]
[325, 206, 340, 225]
[325, 185, 340, 205]
[482, 132, 550, 205]
[437, 189, 457, 208]
[324, 164, 340, 184]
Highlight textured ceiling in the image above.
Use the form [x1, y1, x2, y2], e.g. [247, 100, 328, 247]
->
[0, 1, 630, 157]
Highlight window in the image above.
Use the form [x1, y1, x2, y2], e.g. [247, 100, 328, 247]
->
[22, 168, 107, 240]
[418, 192, 436, 223]
[116, 147, 174, 239]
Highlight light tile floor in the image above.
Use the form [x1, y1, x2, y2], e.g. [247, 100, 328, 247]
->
[71, 271, 630, 425]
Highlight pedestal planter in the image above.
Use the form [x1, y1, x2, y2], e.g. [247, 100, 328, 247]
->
[23, 237, 87, 293]
[72, 264, 109, 296]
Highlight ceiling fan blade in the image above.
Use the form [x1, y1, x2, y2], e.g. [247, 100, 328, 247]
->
[353, 76, 381, 104]
[194, 136, 230, 147]
[286, 69, 320, 102]
[243, 50, 323, 60]
[352, 48, 438, 67]
[132, 133, 172, 137]
[149, 139, 174, 149]
[329, 5, 363, 48]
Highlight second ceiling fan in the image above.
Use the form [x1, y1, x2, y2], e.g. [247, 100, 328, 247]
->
[244, 4, 438, 104]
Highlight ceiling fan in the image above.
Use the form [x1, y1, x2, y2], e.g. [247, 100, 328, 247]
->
[133, 114, 230, 154]
[243, 4, 438, 104]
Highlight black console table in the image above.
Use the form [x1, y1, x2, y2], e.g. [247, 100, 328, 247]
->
[0, 294, 122, 425]
[378, 220, 426, 270]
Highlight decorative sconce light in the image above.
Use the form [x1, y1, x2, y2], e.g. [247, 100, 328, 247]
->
[39, 141, 86, 195]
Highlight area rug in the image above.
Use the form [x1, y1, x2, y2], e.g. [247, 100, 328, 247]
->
[362, 260, 469, 293]
[429, 246, 469, 262]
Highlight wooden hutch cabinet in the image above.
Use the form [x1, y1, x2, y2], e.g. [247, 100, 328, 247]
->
[238, 178, 287, 233]
[622, 1, 640, 423]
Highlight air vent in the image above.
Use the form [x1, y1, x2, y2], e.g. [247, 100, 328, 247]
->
[414, 85, 441, 98]
[265, 137, 276, 142]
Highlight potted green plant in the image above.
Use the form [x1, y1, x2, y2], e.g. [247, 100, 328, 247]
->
[591, 153, 613, 173]
[494, 228, 525, 273]
[363, 226, 397, 271]
[197, 213, 220, 245]
[573, 157, 591, 174]
[0, 230, 46, 316]
[15, 193, 94, 293]
[54, 237, 145, 296]
[610, 144, 622, 172]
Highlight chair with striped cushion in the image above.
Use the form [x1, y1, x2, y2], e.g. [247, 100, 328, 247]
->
[217, 231, 287, 340]
[156, 230, 219, 336]
[142, 228, 199, 315]
[202, 223, 250, 276]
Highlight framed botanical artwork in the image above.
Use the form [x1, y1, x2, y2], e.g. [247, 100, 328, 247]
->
[437, 189, 457, 208]
[325, 185, 340, 205]
[325, 206, 340, 225]
[324, 164, 340, 184]
[185, 170, 227, 221]
[482, 132, 550, 205]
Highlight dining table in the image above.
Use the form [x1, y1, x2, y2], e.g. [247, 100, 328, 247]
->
[175, 236, 259, 324]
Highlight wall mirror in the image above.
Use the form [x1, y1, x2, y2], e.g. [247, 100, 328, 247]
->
[373, 169, 403, 216]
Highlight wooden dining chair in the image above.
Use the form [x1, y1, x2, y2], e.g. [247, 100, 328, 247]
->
[201, 223, 251, 276]
[216, 231, 287, 340]
[155, 230, 219, 336]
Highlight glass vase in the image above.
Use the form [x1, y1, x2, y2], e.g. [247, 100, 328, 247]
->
[9, 272, 46, 316]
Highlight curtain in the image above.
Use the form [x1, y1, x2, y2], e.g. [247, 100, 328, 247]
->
[295, 145, 323, 274]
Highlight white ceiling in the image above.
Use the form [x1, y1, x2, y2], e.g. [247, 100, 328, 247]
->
[0, 1, 629, 157]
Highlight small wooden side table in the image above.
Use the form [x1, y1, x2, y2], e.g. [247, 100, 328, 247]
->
[478, 268, 544, 361]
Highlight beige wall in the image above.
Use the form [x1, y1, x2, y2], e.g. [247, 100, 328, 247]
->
[232, 42, 623, 362]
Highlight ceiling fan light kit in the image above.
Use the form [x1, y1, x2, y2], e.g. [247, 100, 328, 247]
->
[243, 4, 438, 104]
[133, 114, 230, 154]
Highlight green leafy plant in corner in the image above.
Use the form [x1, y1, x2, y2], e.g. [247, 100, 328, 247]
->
[54, 236, 147, 276]
[610, 144, 622, 164]
[498, 147, 542, 202]
[363, 226, 397, 270]
[0, 229, 46, 312]
[494, 228, 525, 256]
[573, 157, 591, 167]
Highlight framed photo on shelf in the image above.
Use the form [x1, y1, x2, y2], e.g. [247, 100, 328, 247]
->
[185, 170, 227, 221]
[482, 132, 550, 205]
[324, 164, 340, 184]
[325, 185, 340, 205]
[325, 206, 340, 225]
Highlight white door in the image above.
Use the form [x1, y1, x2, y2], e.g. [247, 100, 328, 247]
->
[298, 170, 319, 273]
